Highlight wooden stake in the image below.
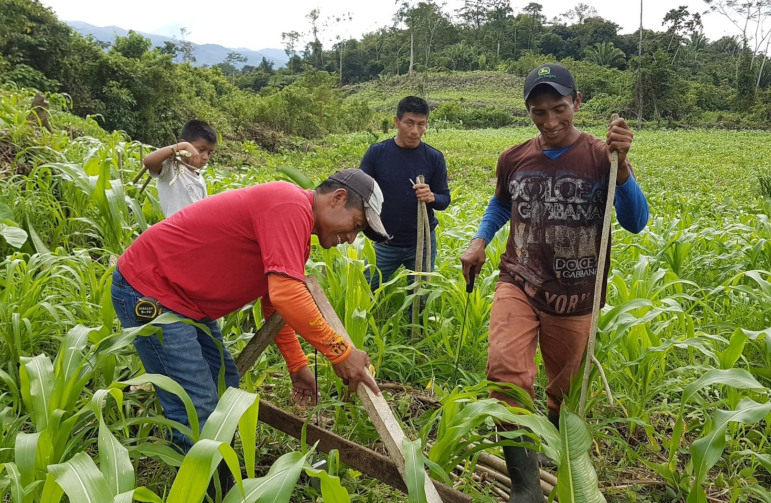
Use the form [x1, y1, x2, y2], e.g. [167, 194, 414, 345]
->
[306, 276, 443, 502]
[234, 312, 285, 375]
[578, 113, 620, 417]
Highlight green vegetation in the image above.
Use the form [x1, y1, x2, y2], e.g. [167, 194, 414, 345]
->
[2, 0, 771, 500]
[2, 76, 771, 501]
[2, 0, 771, 154]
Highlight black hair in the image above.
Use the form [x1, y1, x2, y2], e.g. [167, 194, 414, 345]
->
[526, 85, 578, 106]
[316, 180, 364, 209]
[180, 120, 217, 144]
[396, 96, 430, 119]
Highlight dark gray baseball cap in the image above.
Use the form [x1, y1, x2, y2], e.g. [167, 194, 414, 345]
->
[327, 169, 391, 243]
[523, 64, 576, 101]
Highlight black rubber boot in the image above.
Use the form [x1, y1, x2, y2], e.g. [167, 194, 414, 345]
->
[206, 459, 235, 501]
[548, 411, 560, 431]
[503, 445, 543, 503]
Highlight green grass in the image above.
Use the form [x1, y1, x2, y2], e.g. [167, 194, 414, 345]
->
[345, 71, 527, 113]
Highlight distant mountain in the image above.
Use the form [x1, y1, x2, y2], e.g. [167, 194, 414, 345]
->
[67, 21, 288, 69]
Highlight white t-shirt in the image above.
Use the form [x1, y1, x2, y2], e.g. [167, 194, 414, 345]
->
[151, 158, 207, 217]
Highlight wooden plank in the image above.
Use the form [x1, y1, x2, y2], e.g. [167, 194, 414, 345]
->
[258, 399, 472, 502]
[234, 312, 285, 376]
[305, 276, 443, 502]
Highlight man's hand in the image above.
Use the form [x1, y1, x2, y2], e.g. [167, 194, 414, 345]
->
[332, 348, 380, 396]
[461, 238, 487, 284]
[289, 365, 320, 406]
[606, 117, 633, 184]
[413, 182, 435, 203]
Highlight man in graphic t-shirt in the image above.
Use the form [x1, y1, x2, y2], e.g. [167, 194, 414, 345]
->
[461, 64, 649, 502]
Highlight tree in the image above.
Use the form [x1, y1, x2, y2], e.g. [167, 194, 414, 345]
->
[397, 1, 454, 73]
[704, 0, 771, 53]
[173, 27, 196, 63]
[662, 6, 703, 62]
[0, 0, 72, 87]
[159, 40, 178, 57]
[457, 0, 489, 31]
[281, 31, 301, 59]
[112, 31, 151, 59]
[560, 3, 598, 23]
[483, 0, 513, 59]
[704, 0, 771, 99]
[305, 9, 324, 69]
[515, 3, 546, 53]
[585, 41, 626, 68]
[225, 51, 247, 68]
[330, 12, 353, 85]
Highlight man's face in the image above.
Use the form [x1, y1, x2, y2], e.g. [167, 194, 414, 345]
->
[393, 112, 428, 149]
[316, 190, 367, 249]
[526, 90, 582, 149]
[189, 138, 216, 168]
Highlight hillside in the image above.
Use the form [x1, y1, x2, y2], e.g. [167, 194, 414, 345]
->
[345, 72, 527, 114]
[67, 21, 288, 68]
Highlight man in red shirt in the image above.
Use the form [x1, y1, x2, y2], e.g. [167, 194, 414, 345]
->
[111, 169, 388, 450]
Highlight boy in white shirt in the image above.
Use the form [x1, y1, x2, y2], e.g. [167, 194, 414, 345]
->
[143, 120, 217, 217]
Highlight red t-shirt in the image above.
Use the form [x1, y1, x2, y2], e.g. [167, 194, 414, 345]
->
[118, 182, 314, 320]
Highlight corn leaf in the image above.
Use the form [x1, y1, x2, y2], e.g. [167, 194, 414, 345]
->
[121, 374, 200, 442]
[277, 165, 315, 189]
[680, 368, 764, 413]
[687, 398, 771, 502]
[222, 450, 309, 503]
[130, 443, 185, 468]
[14, 432, 39, 488]
[556, 409, 607, 503]
[48, 451, 114, 503]
[19, 354, 55, 430]
[303, 464, 349, 502]
[167, 439, 242, 503]
[122, 486, 164, 503]
[98, 419, 134, 496]
[402, 437, 427, 503]
[200, 387, 258, 443]
[238, 397, 260, 478]
[39, 473, 64, 503]
[1, 463, 25, 503]
[0, 222, 28, 249]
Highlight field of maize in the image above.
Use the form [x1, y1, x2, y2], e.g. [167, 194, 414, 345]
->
[1, 87, 771, 502]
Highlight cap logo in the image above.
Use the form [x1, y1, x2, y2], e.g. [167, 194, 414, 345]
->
[538, 67, 551, 76]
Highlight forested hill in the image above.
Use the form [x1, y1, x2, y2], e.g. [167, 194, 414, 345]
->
[1, 0, 769, 153]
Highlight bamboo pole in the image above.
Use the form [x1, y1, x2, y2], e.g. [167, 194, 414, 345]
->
[411, 175, 431, 339]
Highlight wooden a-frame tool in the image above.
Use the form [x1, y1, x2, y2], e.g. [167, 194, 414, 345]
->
[235, 276, 467, 502]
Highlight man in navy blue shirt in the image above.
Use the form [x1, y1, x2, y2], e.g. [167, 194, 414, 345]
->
[360, 96, 451, 290]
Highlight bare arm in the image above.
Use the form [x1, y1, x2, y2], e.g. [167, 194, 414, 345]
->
[142, 142, 200, 175]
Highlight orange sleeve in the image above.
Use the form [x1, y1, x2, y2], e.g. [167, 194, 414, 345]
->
[261, 296, 308, 372]
[266, 273, 352, 365]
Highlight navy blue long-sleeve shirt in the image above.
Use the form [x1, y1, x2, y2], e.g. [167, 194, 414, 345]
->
[360, 138, 451, 247]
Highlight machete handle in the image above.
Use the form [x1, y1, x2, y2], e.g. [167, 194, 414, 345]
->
[467, 265, 476, 294]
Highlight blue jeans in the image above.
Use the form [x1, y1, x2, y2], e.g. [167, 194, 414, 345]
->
[367, 229, 438, 291]
[111, 266, 240, 451]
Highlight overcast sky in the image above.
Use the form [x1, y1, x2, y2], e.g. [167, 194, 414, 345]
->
[40, 0, 732, 51]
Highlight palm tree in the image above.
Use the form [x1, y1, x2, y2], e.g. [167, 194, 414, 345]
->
[585, 42, 626, 68]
